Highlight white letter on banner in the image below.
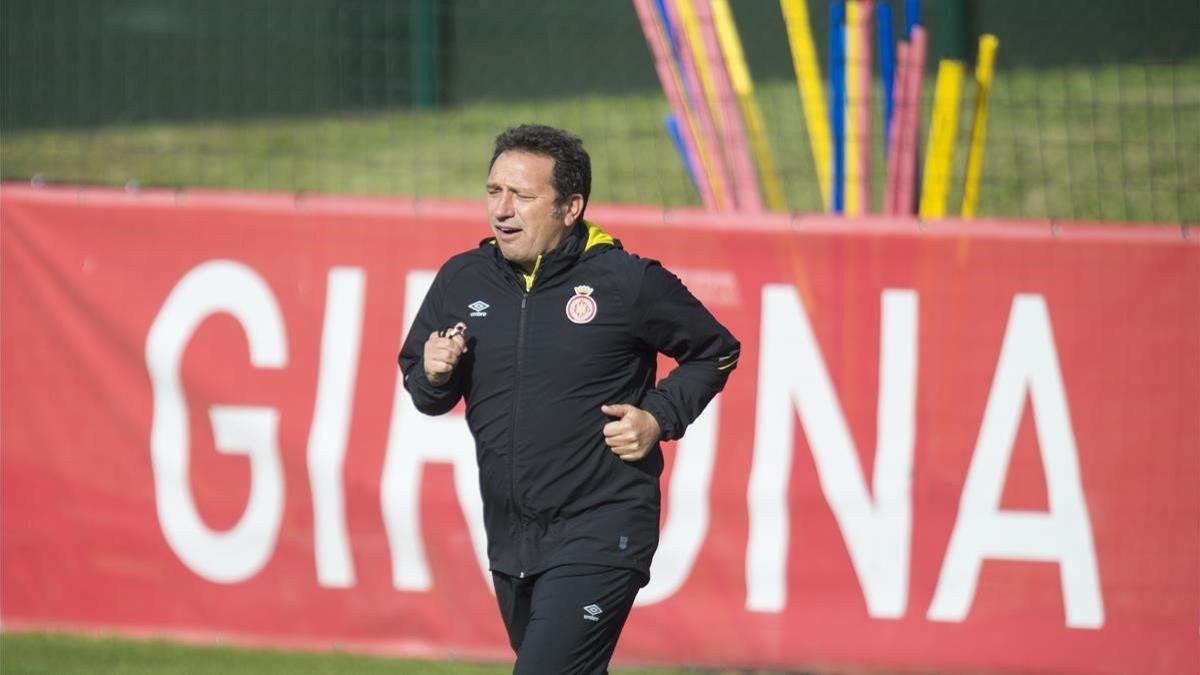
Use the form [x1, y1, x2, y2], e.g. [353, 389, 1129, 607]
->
[636, 395, 720, 606]
[381, 270, 490, 591]
[307, 267, 366, 588]
[146, 260, 287, 584]
[748, 285, 917, 617]
[928, 294, 1103, 629]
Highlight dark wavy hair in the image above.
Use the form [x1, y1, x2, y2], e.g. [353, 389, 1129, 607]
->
[490, 124, 591, 222]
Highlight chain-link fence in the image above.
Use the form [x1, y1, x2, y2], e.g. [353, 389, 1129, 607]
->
[3, 0, 1197, 223]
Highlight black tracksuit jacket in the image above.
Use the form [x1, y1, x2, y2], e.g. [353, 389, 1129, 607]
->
[398, 220, 740, 582]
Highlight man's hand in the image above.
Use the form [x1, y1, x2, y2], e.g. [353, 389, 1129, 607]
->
[423, 323, 468, 386]
[601, 404, 662, 462]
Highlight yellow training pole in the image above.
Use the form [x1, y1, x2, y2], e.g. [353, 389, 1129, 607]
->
[679, 0, 763, 211]
[678, 0, 722, 133]
[919, 59, 965, 219]
[961, 34, 999, 218]
[844, 0, 862, 216]
[779, 0, 832, 211]
[710, 0, 787, 211]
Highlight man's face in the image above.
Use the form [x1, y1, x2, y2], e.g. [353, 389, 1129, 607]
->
[486, 150, 577, 272]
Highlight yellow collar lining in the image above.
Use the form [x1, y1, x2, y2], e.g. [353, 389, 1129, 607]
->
[509, 222, 612, 292]
[522, 254, 542, 292]
[584, 221, 614, 251]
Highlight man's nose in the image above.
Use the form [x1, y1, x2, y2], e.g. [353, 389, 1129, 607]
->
[493, 192, 515, 218]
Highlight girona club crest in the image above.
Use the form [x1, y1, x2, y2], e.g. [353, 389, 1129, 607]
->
[565, 285, 598, 324]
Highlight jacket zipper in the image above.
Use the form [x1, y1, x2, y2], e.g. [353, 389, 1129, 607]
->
[510, 291, 530, 578]
[509, 255, 542, 578]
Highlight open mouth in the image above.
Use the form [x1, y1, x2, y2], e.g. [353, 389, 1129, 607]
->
[496, 226, 522, 237]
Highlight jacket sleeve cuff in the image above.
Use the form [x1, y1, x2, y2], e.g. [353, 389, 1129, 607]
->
[640, 393, 680, 442]
[404, 363, 462, 412]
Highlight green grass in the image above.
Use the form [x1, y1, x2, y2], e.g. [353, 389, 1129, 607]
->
[0, 632, 775, 675]
[3, 61, 1197, 223]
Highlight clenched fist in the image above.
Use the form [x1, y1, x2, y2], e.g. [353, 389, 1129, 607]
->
[601, 403, 662, 462]
[423, 322, 468, 386]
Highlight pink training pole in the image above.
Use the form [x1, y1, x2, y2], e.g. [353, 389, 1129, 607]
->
[855, 0, 873, 215]
[896, 25, 927, 216]
[632, 0, 717, 209]
[664, 0, 734, 210]
[885, 40, 911, 214]
[692, 0, 764, 212]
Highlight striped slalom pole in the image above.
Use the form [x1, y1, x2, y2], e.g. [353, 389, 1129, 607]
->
[686, 0, 764, 211]
[780, 0, 832, 212]
[877, 2, 896, 157]
[632, 0, 718, 209]
[884, 39, 910, 214]
[830, 1, 846, 214]
[961, 34, 999, 218]
[660, 0, 733, 209]
[895, 25, 926, 216]
[919, 58, 965, 219]
[711, 0, 786, 211]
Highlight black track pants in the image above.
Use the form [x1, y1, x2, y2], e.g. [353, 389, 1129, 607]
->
[492, 564, 643, 675]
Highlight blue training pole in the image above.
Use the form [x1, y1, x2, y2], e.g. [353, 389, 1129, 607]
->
[653, 0, 683, 69]
[877, 2, 896, 157]
[905, 0, 920, 39]
[665, 115, 701, 195]
[654, 0, 702, 121]
[830, 1, 846, 214]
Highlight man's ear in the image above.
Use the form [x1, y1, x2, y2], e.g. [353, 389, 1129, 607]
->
[561, 193, 585, 226]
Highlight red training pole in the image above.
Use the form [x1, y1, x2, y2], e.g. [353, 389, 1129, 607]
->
[896, 24, 927, 216]
[885, 40, 910, 214]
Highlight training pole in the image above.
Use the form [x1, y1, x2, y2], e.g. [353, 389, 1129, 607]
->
[884, 39, 909, 214]
[961, 34, 999, 218]
[660, 0, 733, 209]
[633, 0, 718, 209]
[877, 2, 896, 157]
[686, 0, 764, 211]
[919, 58, 965, 219]
[780, 0, 833, 211]
[830, 1, 846, 214]
[711, 0, 786, 211]
[844, 1, 862, 215]
[895, 24, 926, 216]
[854, 1, 873, 215]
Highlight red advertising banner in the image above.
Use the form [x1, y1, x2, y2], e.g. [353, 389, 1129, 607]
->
[2, 185, 1198, 674]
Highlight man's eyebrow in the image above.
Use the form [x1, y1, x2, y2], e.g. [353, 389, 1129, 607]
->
[486, 180, 539, 193]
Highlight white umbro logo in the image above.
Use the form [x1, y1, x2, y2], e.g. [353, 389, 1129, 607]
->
[582, 604, 602, 622]
[468, 300, 489, 317]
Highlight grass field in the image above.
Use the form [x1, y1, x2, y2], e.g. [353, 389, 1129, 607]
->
[0, 632, 776, 675]
[3, 61, 1197, 223]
